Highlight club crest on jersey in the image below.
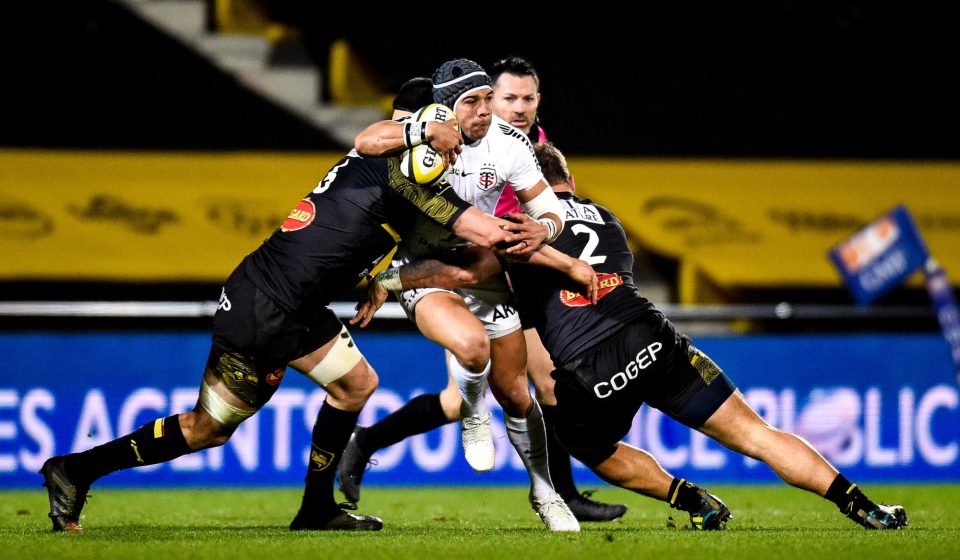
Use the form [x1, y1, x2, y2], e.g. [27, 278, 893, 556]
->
[478, 163, 498, 190]
[560, 272, 623, 307]
[281, 198, 315, 232]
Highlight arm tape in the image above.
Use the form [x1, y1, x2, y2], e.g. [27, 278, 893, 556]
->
[537, 218, 558, 242]
[375, 267, 404, 291]
[520, 188, 564, 242]
[403, 122, 426, 149]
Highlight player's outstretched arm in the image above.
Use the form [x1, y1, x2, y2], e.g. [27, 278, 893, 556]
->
[350, 245, 597, 328]
[451, 207, 528, 251]
[354, 120, 462, 158]
[351, 247, 501, 328]
[517, 245, 598, 303]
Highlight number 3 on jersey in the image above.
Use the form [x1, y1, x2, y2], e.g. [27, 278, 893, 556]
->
[315, 155, 355, 193]
[572, 224, 607, 265]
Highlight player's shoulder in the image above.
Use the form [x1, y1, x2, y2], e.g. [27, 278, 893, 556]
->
[570, 193, 611, 212]
[561, 193, 619, 224]
[489, 115, 537, 154]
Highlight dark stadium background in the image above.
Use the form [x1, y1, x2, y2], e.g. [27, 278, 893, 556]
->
[4, 2, 959, 158]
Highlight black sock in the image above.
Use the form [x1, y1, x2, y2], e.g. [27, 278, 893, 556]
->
[825, 474, 878, 517]
[355, 393, 449, 456]
[667, 478, 704, 512]
[298, 401, 360, 520]
[64, 415, 192, 487]
[541, 404, 579, 499]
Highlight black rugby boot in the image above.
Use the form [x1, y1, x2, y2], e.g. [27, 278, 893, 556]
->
[289, 508, 383, 531]
[563, 491, 628, 522]
[338, 428, 372, 504]
[40, 456, 89, 532]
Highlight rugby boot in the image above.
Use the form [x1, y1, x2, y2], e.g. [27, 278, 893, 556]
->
[688, 488, 732, 530]
[563, 491, 628, 522]
[338, 428, 372, 504]
[289, 508, 383, 531]
[848, 503, 908, 530]
[461, 410, 495, 472]
[530, 493, 581, 532]
[39, 456, 89, 533]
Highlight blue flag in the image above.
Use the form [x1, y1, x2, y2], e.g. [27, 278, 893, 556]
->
[830, 205, 929, 306]
[924, 259, 960, 383]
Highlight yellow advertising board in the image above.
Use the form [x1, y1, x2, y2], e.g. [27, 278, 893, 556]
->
[570, 158, 960, 303]
[0, 150, 344, 282]
[3, 151, 958, 304]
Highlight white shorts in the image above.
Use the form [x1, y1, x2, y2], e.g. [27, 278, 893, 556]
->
[397, 274, 521, 339]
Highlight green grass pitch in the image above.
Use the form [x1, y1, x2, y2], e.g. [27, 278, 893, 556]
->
[2, 484, 957, 560]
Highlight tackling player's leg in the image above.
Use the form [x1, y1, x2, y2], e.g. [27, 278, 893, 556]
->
[288, 327, 383, 531]
[698, 390, 908, 530]
[579, 442, 731, 530]
[551, 351, 731, 532]
[40, 367, 250, 532]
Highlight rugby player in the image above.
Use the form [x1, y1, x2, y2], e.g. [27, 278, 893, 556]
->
[37, 136, 595, 533]
[340, 58, 627, 522]
[354, 142, 910, 531]
[351, 58, 580, 531]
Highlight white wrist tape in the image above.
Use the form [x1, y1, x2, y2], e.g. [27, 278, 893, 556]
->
[403, 122, 427, 148]
[537, 218, 558, 244]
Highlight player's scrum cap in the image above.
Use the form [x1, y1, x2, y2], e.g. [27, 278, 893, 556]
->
[432, 58, 492, 110]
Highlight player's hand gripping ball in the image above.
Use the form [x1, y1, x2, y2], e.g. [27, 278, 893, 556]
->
[400, 104, 458, 187]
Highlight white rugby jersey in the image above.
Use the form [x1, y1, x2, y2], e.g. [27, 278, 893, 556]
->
[397, 115, 545, 258]
[445, 115, 543, 214]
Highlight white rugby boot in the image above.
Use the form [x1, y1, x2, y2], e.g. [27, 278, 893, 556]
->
[461, 404, 495, 472]
[530, 492, 581, 532]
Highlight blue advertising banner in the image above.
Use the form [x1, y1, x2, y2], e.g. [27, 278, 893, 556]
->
[830, 205, 929, 305]
[1, 332, 957, 488]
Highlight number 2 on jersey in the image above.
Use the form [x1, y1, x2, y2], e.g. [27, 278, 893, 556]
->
[572, 224, 607, 265]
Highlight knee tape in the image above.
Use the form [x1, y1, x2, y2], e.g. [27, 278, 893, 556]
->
[199, 378, 256, 429]
[305, 326, 364, 386]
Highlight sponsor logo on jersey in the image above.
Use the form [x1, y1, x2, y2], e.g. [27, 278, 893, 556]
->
[492, 303, 517, 321]
[593, 342, 663, 399]
[478, 164, 498, 190]
[562, 199, 605, 225]
[281, 198, 316, 232]
[497, 122, 540, 171]
[559, 272, 623, 307]
[265, 368, 285, 386]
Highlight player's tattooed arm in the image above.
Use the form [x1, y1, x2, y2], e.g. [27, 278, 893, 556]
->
[351, 247, 500, 328]
[351, 246, 597, 328]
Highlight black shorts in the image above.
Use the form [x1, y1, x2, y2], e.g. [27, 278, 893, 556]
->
[551, 312, 735, 466]
[207, 266, 344, 407]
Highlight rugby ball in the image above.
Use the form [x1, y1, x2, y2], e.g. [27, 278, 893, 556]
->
[400, 104, 457, 187]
